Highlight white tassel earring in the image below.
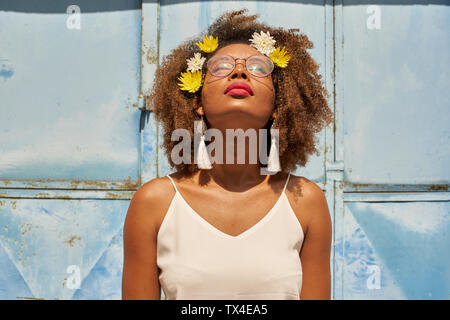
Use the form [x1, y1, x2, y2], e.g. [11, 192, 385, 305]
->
[267, 121, 281, 173]
[195, 115, 213, 170]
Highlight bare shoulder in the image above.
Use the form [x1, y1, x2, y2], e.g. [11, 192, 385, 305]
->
[124, 176, 176, 236]
[285, 174, 331, 235]
[138, 175, 176, 204]
[285, 174, 325, 206]
[122, 176, 175, 300]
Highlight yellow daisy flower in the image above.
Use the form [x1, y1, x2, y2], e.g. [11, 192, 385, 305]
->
[195, 35, 219, 53]
[269, 46, 291, 68]
[177, 70, 204, 93]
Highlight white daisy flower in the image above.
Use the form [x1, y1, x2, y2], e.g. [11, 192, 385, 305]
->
[249, 31, 276, 56]
[186, 52, 206, 72]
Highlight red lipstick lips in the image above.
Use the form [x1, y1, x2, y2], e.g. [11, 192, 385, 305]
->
[224, 82, 253, 96]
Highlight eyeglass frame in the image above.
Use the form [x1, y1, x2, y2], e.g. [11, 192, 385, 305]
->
[205, 54, 275, 78]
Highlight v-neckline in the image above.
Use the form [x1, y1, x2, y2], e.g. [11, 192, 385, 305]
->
[174, 184, 287, 241]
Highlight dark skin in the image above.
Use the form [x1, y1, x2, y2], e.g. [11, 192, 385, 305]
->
[122, 44, 332, 300]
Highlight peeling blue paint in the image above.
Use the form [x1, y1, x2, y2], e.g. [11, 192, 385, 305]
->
[349, 202, 450, 299]
[0, 60, 13, 81]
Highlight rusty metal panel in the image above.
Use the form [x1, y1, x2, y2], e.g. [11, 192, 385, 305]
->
[0, 198, 128, 299]
[334, 198, 450, 299]
[333, 1, 450, 300]
[141, 0, 160, 182]
[339, 3, 450, 190]
[0, 0, 142, 190]
[0, 0, 142, 300]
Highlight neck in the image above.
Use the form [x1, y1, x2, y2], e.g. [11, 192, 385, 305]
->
[204, 129, 270, 191]
[205, 164, 268, 191]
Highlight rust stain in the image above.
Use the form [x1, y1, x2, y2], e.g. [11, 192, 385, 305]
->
[1, 179, 137, 199]
[428, 184, 449, 191]
[105, 192, 119, 199]
[20, 222, 34, 236]
[332, 0, 337, 136]
[341, 181, 449, 192]
[18, 297, 45, 300]
[333, 116, 336, 134]
[0, 178, 138, 190]
[123, 176, 137, 189]
[146, 45, 157, 64]
[34, 192, 52, 198]
[11, 200, 17, 210]
[69, 179, 108, 189]
[65, 235, 82, 247]
[341, 181, 370, 192]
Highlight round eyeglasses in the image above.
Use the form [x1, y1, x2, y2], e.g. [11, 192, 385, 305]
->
[206, 54, 274, 78]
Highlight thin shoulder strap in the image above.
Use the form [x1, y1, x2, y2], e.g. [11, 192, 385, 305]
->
[282, 171, 291, 193]
[166, 175, 179, 193]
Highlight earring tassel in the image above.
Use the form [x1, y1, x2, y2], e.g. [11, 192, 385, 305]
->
[267, 135, 281, 172]
[197, 134, 212, 169]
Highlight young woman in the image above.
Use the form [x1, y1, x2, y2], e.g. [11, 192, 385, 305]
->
[122, 9, 333, 300]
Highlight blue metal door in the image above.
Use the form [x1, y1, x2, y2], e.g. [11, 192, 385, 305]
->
[333, 1, 450, 299]
[0, 0, 142, 299]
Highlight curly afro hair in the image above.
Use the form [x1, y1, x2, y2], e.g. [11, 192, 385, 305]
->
[147, 8, 333, 175]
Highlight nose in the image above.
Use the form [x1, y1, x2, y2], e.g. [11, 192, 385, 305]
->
[229, 58, 249, 79]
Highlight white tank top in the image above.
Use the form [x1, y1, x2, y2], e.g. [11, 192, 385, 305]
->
[157, 172, 304, 300]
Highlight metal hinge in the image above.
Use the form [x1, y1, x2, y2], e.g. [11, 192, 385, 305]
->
[139, 95, 152, 112]
[326, 160, 344, 181]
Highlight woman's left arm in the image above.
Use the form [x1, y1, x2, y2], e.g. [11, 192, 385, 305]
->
[298, 182, 332, 300]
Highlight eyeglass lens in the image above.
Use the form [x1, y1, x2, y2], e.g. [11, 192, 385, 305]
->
[207, 55, 274, 77]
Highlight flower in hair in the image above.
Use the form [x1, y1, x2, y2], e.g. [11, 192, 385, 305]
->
[187, 52, 206, 72]
[249, 31, 276, 56]
[250, 31, 291, 68]
[195, 35, 219, 53]
[177, 69, 204, 93]
[178, 35, 218, 92]
[178, 31, 291, 93]
[269, 46, 291, 68]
